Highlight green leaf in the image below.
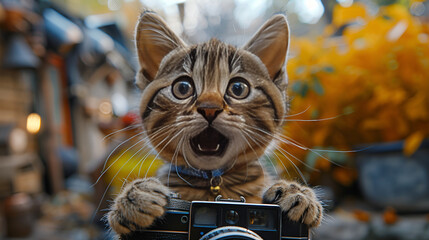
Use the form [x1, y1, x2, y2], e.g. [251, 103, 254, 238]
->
[343, 106, 354, 115]
[312, 76, 325, 95]
[291, 81, 303, 93]
[296, 66, 306, 74]
[376, 0, 399, 7]
[323, 66, 335, 73]
[300, 83, 309, 97]
[291, 81, 309, 97]
[382, 14, 393, 20]
[305, 151, 319, 169]
[324, 148, 348, 165]
[311, 109, 319, 119]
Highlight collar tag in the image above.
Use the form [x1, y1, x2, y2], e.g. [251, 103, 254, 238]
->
[210, 176, 223, 195]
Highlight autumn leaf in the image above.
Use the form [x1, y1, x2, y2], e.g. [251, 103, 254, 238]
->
[333, 168, 356, 186]
[353, 209, 371, 222]
[282, 3, 429, 175]
[333, 3, 368, 27]
[383, 207, 398, 225]
[404, 132, 424, 156]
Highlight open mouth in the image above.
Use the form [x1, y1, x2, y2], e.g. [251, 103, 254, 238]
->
[190, 127, 229, 156]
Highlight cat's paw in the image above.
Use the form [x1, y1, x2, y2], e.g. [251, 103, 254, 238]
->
[107, 178, 170, 234]
[262, 180, 323, 228]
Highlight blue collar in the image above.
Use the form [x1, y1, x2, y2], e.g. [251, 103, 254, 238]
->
[174, 165, 225, 179]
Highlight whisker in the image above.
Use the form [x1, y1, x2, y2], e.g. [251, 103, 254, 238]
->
[93, 136, 147, 187]
[230, 132, 248, 181]
[241, 130, 279, 177]
[246, 125, 350, 169]
[181, 136, 200, 171]
[274, 145, 308, 185]
[239, 130, 261, 159]
[262, 153, 279, 177]
[283, 115, 343, 122]
[238, 130, 267, 180]
[240, 126, 311, 184]
[91, 137, 154, 224]
[277, 146, 320, 172]
[272, 151, 291, 178]
[94, 125, 170, 187]
[248, 131, 307, 183]
[175, 153, 194, 187]
[94, 131, 147, 186]
[135, 126, 184, 178]
[114, 128, 180, 200]
[145, 129, 185, 178]
[102, 124, 141, 141]
[118, 144, 156, 191]
[246, 127, 319, 172]
[247, 112, 343, 122]
[129, 129, 177, 180]
[285, 105, 312, 118]
[168, 136, 184, 187]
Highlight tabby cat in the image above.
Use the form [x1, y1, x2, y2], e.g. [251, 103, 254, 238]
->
[107, 11, 323, 235]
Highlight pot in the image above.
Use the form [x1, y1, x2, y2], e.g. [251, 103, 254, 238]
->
[356, 139, 429, 212]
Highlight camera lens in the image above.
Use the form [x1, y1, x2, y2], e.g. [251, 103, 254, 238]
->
[200, 226, 263, 240]
[225, 210, 239, 225]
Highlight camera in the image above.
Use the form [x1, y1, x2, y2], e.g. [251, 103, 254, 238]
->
[121, 196, 309, 240]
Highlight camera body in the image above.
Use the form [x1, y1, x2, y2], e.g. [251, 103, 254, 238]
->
[121, 198, 309, 240]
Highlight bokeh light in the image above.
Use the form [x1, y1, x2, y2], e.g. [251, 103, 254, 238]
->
[26, 113, 42, 134]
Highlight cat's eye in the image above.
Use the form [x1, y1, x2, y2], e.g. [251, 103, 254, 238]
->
[227, 78, 250, 99]
[172, 77, 194, 99]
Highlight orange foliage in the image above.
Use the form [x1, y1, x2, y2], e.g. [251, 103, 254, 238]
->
[332, 168, 357, 186]
[282, 4, 429, 173]
[353, 209, 371, 222]
[383, 207, 398, 225]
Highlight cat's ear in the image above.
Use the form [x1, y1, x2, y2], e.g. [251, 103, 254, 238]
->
[243, 14, 289, 80]
[135, 11, 186, 88]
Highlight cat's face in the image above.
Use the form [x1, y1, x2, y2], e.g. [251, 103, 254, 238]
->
[135, 12, 289, 171]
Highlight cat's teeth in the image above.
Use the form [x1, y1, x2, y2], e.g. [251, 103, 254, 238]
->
[197, 144, 220, 151]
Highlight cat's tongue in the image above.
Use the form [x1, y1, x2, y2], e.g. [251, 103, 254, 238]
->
[191, 127, 228, 156]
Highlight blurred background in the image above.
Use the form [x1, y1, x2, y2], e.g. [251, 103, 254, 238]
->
[0, 0, 428, 239]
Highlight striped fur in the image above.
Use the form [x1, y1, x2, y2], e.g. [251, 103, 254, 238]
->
[158, 161, 268, 203]
[138, 38, 287, 172]
[108, 12, 323, 235]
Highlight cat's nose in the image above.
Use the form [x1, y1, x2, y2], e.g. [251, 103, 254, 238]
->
[197, 103, 223, 124]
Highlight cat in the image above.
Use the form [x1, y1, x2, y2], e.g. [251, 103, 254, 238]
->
[107, 11, 323, 235]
